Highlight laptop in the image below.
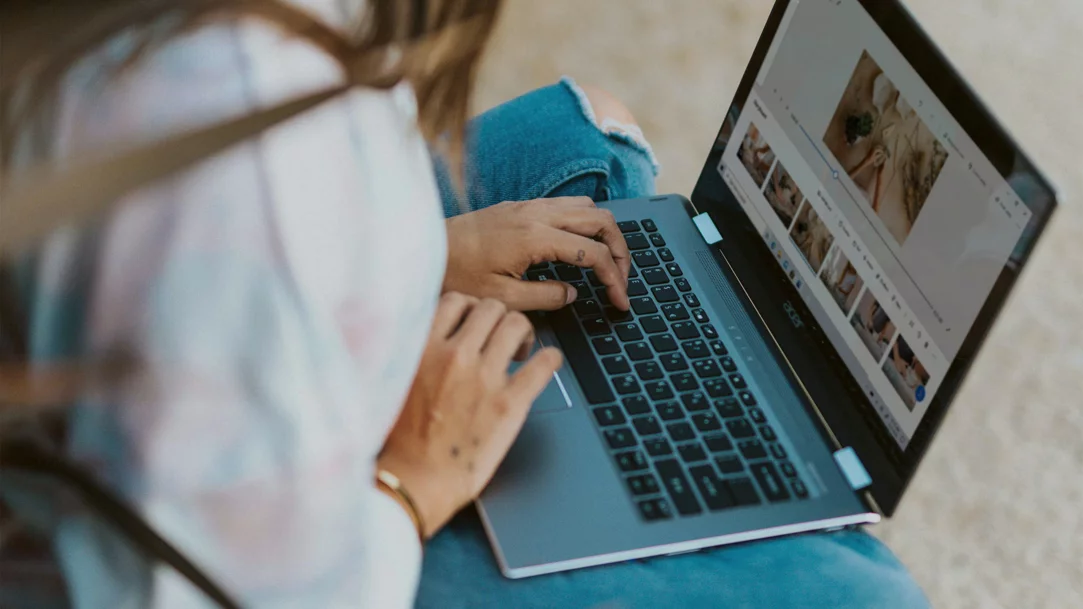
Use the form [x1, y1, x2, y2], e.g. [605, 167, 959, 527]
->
[478, 0, 1059, 578]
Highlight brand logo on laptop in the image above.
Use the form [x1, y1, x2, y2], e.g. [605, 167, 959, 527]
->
[783, 301, 804, 328]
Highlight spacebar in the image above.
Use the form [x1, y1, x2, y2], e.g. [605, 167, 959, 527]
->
[547, 307, 615, 404]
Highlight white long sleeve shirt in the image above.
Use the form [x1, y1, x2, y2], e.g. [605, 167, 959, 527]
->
[18, 2, 443, 606]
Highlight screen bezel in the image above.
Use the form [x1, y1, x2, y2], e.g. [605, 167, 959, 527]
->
[689, 0, 1059, 515]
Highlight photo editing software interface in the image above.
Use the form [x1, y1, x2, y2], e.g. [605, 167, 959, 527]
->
[719, 0, 1031, 448]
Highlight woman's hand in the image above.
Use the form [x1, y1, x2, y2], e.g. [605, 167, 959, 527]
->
[378, 292, 563, 539]
[444, 197, 632, 311]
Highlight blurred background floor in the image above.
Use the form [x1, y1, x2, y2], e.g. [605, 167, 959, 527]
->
[472, 1, 1083, 607]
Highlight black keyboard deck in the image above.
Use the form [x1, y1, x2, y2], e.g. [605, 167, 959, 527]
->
[529, 218, 808, 521]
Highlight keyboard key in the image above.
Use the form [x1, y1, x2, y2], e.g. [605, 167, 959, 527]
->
[667, 422, 696, 442]
[728, 373, 747, 389]
[632, 251, 660, 268]
[641, 315, 667, 334]
[613, 375, 641, 395]
[691, 411, 722, 432]
[771, 444, 788, 460]
[645, 380, 674, 400]
[704, 434, 733, 453]
[738, 439, 768, 460]
[680, 392, 709, 412]
[715, 397, 743, 418]
[627, 279, 648, 297]
[683, 293, 701, 308]
[791, 480, 809, 499]
[715, 455, 745, 474]
[626, 342, 652, 361]
[719, 356, 737, 373]
[596, 288, 611, 307]
[604, 427, 637, 449]
[626, 473, 660, 496]
[654, 459, 702, 515]
[632, 415, 662, 436]
[650, 233, 666, 248]
[618, 220, 641, 233]
[582, 317, 611, 336]
[644, 437, 672, 456]
[601, 355, 631, 374]
[593, 336, 621, 354]
[665, 262, 683, 277]
[638, 498, 673, 521]
[593, 406, 626, 427]
[701, 324, 719, 339]
[760, 424, 777, 442]
[658, 247, 674, 262]
[704, 379, 733, 398]
[622, 395, 651, 415]
[661, 303, 689, 321]
[634, 361, 663, 380]
[689, 465, 736, 511]
[624, 233, 650, 250]
[682, 339, 710, 359]
[678, 443, 708, 463]
[528, 262, 551, 271]
[692, 359, 722, 378]
[650, 334, 679, 353]
[692, 308, 709, 323]
[527, 269, 555, 282]
[641, 268, 669, 285]
[574, 299, 602, 317]
[549, 308, 614, 404]
[728, 477, 762, 506]
[672, 321, 699, 339]
[674, 277, 692, 292]
[572, 282, 592, 300]
[748, 407, 766, 424]
[727, 418, 756, 439]
[709, 340, 728, 355]
[660, 352, 688, 371]
[656, 401, 684, 421]
[629, 265, 639, 278]
[738, 390, 757, 406]
[555, 264, 583, 281]
[586, 270, 603, 286]
[630, 297, 658, 315]
[615, 323, 643, 342]
[641, 218, 658, 232]
[616, 450, 649, 472]
[671, 373, 699, 392]
[651, 285, 679, 302]
[751, 462, 790, 503]
[605, 307, 632, 323]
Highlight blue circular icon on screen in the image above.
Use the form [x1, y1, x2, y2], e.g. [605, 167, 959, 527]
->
[915, 385, 926, 402]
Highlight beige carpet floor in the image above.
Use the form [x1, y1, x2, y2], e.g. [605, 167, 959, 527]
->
[473, 1, 1083, 607]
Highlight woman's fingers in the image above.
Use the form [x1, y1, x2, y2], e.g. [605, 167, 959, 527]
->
[547, 205, 631, 281]
[538, 227, 629, 310]
[487, 274, 577, 311]
[504, 347, 563, 408]
[453, 298, 509, 353]
[431, 291, 478, 338]
[481, 311, 536, 370]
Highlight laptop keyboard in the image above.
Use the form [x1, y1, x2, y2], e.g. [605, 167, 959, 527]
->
[528, 218, 809, 521]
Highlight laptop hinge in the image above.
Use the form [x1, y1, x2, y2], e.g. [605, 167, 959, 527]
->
[833, 447, 872, 491]
[692, 213, 723, 244]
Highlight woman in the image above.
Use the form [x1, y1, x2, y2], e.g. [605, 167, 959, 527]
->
[1, 1, 930, 607]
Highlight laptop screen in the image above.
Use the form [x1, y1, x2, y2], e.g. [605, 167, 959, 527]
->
[701, 0, 1055, 464]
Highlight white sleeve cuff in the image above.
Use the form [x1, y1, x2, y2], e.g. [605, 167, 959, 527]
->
[357, 489, 424, 609]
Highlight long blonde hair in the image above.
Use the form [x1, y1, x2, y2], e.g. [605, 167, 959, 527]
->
[0, 0, 503, 177]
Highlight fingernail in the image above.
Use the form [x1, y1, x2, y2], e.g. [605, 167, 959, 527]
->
[565, 285, 577, 304]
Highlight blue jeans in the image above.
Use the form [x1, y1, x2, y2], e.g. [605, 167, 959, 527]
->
[422, 79, 930, 609]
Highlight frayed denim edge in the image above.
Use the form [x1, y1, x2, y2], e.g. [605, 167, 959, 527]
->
[559, 76, 661, 176]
